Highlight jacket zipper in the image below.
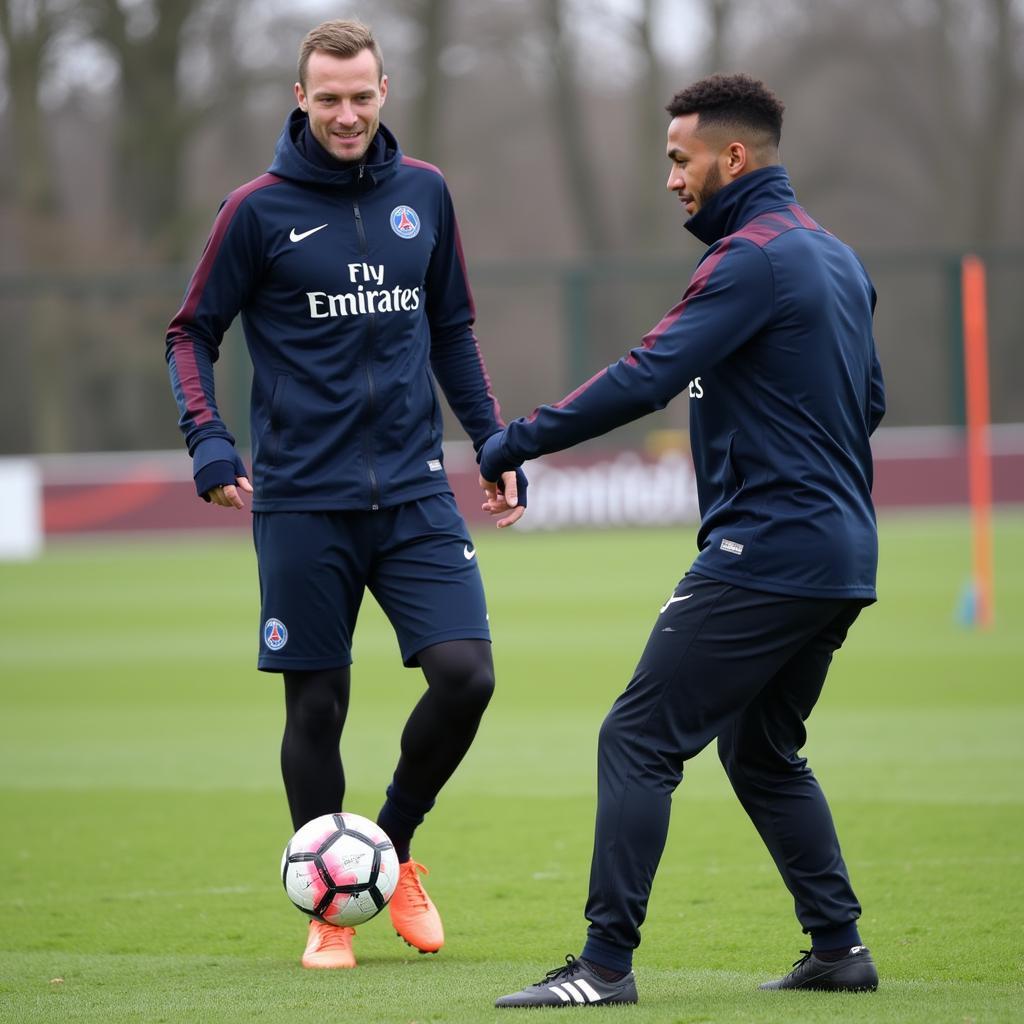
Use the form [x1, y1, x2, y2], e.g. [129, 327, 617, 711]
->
[352, 195, 381, 511]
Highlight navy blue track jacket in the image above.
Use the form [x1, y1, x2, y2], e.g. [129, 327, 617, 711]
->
[166, 110, 504, 511]
[480, 166, 885, 599]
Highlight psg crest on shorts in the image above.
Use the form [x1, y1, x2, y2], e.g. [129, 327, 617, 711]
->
[264, 617, 288, 651]
[389, 205, 420, 239]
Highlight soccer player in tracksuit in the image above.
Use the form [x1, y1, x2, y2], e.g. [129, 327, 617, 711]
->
[165, 20, 526, 970]
[484, 75, 885, 1007]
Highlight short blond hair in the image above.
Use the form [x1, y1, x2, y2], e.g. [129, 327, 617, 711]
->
[298, 19, 383, 86]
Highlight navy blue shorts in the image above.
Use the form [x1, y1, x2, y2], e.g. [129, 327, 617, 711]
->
[252, 493, 489, 671]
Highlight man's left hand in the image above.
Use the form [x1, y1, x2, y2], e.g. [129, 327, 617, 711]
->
[480, 468, 527, 529]
[478, 430, 527, 528]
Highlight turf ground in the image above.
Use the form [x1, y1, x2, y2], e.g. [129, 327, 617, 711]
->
[1, 511, 1022, 1023]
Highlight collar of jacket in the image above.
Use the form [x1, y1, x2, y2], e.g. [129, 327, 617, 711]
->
[684, 165, 797, 246]
[268, 107, 402, 190]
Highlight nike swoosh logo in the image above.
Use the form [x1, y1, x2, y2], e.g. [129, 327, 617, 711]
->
[289, 224, 328, 243]
[463, 545, 476, 560]
[659, 594, 693, 613]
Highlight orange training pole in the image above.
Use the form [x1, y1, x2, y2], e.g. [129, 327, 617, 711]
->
[961, 254, 995, 629]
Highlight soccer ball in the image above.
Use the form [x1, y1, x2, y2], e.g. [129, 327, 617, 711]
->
[281, 812, 400, 927]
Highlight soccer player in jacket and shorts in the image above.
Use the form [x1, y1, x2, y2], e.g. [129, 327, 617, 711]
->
[165, 19, 525, 970]
[482, 75, 885, 1007]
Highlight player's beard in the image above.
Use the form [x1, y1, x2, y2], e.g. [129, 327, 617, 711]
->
[696, 160, 725, 210]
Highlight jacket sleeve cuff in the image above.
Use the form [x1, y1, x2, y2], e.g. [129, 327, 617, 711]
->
[192, 437, 246, 500]
[194, 460, 238, 500]
[478, 431, 516, 481]
[191, 436, 237, 471]
[472, 427, 504, 456]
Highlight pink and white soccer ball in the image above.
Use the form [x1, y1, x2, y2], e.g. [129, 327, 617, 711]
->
[281, 812, 400, 927]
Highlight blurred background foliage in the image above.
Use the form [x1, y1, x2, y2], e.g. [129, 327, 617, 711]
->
[1, 0, 1023, 454]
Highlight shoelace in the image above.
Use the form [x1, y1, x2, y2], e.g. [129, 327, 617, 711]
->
[316, 923, 355, 950]
[309, 921, 354, 950]
[397, 860, 431, 911]
[791, 949, 813, 968]
[538, 954, 582, 985]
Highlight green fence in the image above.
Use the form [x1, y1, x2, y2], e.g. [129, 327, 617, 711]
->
[1, 249, 1022, 456]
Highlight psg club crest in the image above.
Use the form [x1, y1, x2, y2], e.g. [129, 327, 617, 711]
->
[389, 205, 420, 239]
[264, 618, 288, 651]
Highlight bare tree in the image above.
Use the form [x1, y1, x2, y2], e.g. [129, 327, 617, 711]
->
[706, 0, 733, 74]
[970, 0, 1019, 245]
[630, 0, 743, 251]
[82, 0, 205, 259]
[912, 0, 1019, 245]
[401, 0, 453, 165]
[631, 0, 670, 248]
[540, 0, 614, 253]
[0, 1, 74, 451]
[0, 0, 58, 220]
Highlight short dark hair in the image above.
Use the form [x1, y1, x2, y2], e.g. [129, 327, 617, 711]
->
[666, 74, 784, 147]
[298, 19, 383, 87]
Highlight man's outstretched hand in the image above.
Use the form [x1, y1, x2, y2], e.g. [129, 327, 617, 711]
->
[207, 475, 253, 509]
[478, 432, 527, 528]
[480, 469, 527, 528]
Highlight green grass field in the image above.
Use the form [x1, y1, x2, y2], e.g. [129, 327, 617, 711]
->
[1, 512, 1022, 1023]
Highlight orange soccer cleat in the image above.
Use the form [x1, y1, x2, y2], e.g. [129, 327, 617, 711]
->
[301, 919, 357, 969]
[390, 860, 444, 953]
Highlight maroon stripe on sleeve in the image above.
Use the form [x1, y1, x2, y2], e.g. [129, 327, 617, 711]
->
[450, 211, 477, 320]
[413, 156, 476, 320]
[169, 172, 281, 332]
[400, 155, 444, 176]
[788, 204, 821, 231]
[442, 180, 500, 424]
[538, 237, 737, 414]
[734, 219, 787, 247]
[403, 155, 502, 429]
[471, 334, 503, 426]
[751, 211, 792, 232]
[166, 172, 280, 428]
[623, 237, 734, 366]
[680, 237, 734, 300]
[735, 208, 815, 248]
[173, 342, 215, 427]
[526, 366, 611, 423]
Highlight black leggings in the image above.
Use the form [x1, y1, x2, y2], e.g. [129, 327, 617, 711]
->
[280, 639, 494, 831]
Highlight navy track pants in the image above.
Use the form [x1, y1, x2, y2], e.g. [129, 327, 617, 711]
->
[584, 572, 866, 962]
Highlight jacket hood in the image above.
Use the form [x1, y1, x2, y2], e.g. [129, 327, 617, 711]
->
[268, 108, 402, 189]
[685, 165, 797, 245]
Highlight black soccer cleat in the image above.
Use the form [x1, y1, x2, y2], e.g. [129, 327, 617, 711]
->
[495, 954, 638, 1008]
[759, 946, 879, 992]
